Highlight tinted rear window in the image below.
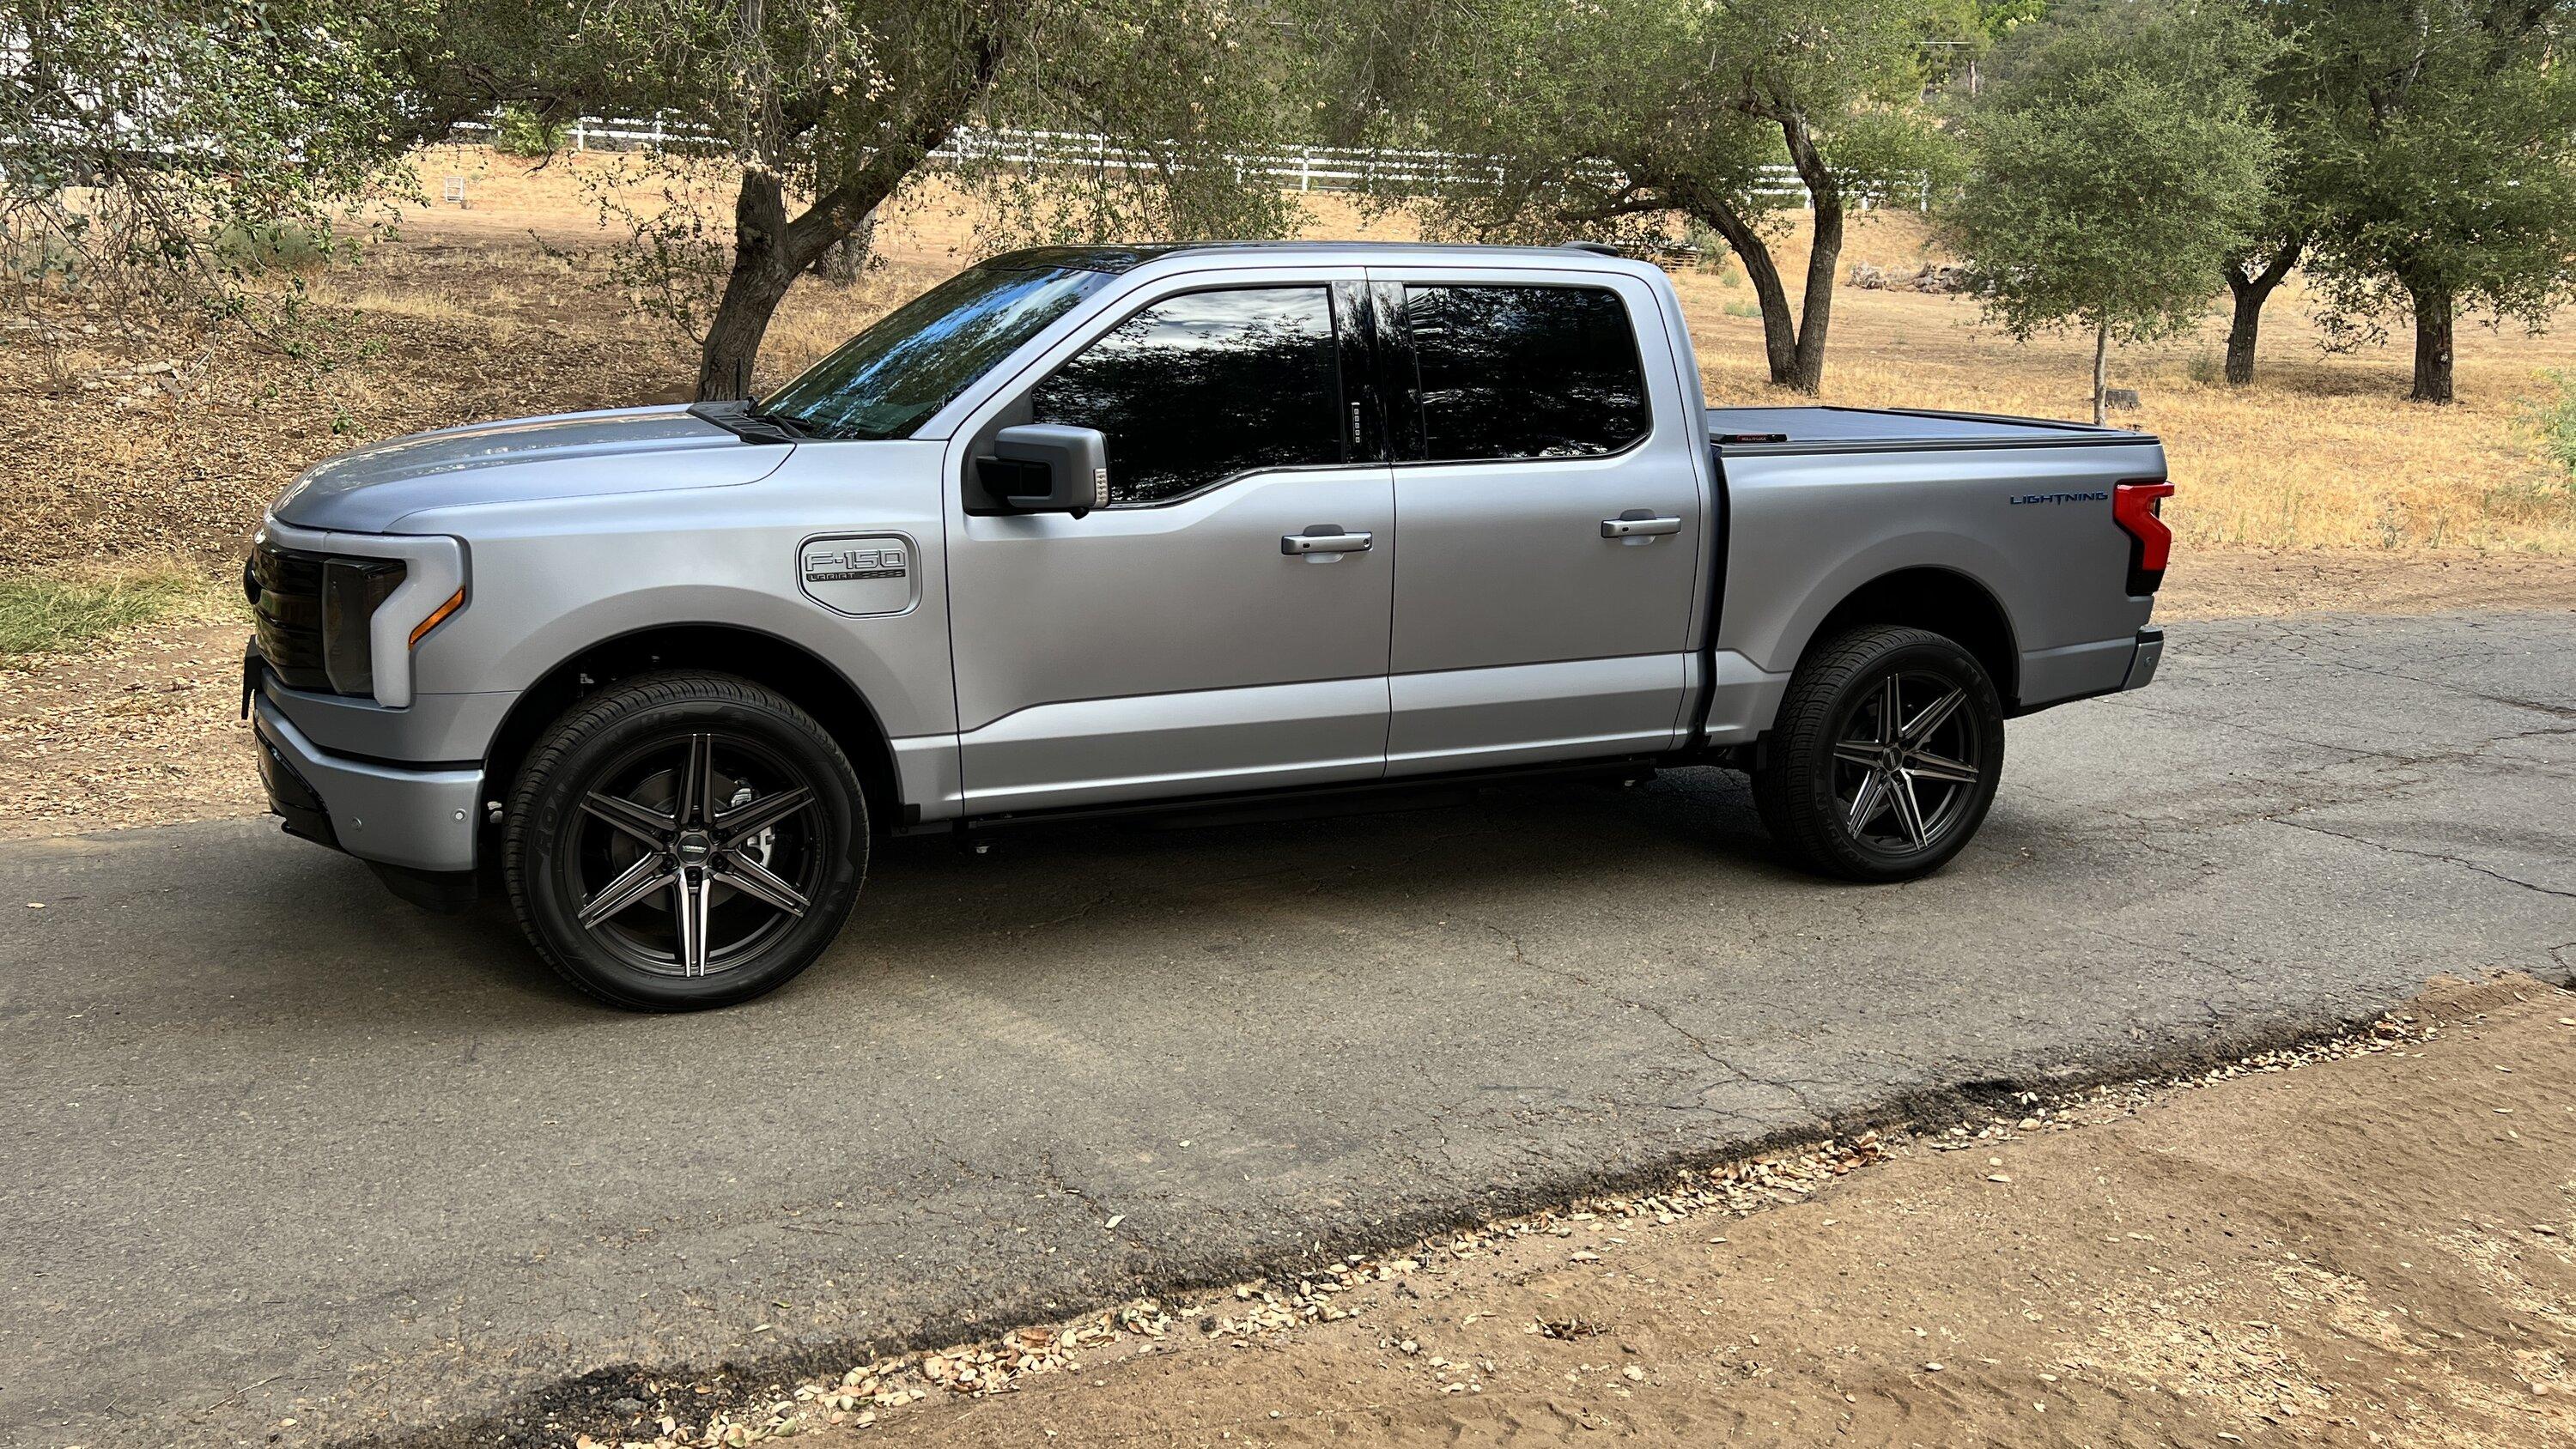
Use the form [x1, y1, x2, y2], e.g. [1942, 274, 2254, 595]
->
[1403, 285, 1649, 462]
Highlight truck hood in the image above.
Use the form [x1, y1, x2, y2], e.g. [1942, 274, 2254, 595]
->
[270, 405, 789, 534]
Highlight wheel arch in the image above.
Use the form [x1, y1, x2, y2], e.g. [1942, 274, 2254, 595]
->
[1799, 567, 2020, 706]
[478, 623, 905, 834]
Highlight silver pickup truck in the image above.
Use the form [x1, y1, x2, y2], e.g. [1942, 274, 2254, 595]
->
[244, 241, 2171, 1009]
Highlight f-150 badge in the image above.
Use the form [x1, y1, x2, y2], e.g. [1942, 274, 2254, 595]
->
[798, 534, 917, 617]
[803, 544, 908, 583]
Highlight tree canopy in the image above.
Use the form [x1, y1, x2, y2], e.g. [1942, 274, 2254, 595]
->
[2, 0, 414, 321]
[399, 0, 1315, 398]
[1936, 0, 2275, 421]
[2283, 0, 2576, 403]
[1369, 0, 1953, 395]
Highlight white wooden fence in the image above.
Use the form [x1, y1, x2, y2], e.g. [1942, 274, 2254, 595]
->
[450, 117, 1929, 210]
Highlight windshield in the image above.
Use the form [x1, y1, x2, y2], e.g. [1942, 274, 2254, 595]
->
[760, 264, 1113, 440]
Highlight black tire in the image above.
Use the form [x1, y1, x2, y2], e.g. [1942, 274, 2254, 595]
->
[1751, 626, 2005, 882]
[502, 671, 868, 1010]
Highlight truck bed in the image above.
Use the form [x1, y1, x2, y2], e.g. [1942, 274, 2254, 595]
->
[1708, 405, 2150, 453]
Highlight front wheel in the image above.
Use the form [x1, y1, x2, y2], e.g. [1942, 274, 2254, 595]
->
[1751, 626, 2005, 882]
[503, 672, 868, 1010]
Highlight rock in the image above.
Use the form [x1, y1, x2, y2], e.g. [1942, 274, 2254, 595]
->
[2103, 387, 2142, 410]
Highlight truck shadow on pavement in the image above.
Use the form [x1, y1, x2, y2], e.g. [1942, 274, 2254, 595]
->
[212, 766, 1807, 1021]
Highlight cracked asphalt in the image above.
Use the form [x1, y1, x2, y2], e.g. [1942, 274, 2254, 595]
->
[4, 609, 2572, 1447]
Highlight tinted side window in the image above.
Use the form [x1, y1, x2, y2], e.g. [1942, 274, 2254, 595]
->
[1404, 285, 1649, 462]
[1032, 286, 1342, 507]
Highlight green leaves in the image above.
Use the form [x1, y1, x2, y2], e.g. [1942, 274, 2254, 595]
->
[2, 0, 418, 314]
[2294, 0, 2576, 319]
[1938, 0, 2276, 347]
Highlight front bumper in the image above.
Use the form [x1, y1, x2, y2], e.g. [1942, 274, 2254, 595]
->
[252, 693, 483, 873]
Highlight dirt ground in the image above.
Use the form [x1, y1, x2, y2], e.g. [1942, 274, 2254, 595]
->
[562, 975, 2574, 1449]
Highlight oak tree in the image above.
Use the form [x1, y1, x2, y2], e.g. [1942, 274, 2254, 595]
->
[1936, 0, 2275, 422]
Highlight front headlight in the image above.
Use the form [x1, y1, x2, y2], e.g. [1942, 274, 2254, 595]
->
[255, 520, 467, 708]
[322, 558, 406, 697]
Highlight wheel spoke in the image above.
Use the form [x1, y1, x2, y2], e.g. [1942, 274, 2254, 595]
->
[1899, 688, 1966, 747]
[679, 732, 716, 827]
[1876, 676, 1902, 745]
[1902, 747, 1982, 785]
[717, 853, 811, 917]
[578, 853, 673, 929]
[1889, 770, 1929, 848]
[672, 868, 713, 976]
[1846, 769, 1890, 834]
[1832, 740, 1883, 770]
[715, 785, 813, 843]
[581, 791, 674, 847]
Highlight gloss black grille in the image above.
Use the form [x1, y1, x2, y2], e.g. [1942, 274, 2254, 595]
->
[247, 541, 331, 691]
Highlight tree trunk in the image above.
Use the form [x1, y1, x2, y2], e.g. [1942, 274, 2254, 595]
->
[2407, 275, 2455, 404]
[1778, 114, 1840, 397]
[1680, 192, 1803, 388]
[1678, 179, 1832, 393]
[692, 36, 1006, 400]
[2222, 288, 2264, 388]
[2221, 233, 2304, 386]
[811, 203, 879, 285]
[2092, 320, 2110, 427]
[697, 169, 812, 400]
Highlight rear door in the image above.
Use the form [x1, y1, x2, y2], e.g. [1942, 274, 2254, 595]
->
[1367, 267, 1708, 775]
[943, 269, 1395, 815]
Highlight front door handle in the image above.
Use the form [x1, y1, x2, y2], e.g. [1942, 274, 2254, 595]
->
[1282, 527, 1374, 555]
[1601, 514, 1684, 539]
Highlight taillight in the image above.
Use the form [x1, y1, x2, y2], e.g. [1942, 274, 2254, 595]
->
[2113, 479, 2175, 596]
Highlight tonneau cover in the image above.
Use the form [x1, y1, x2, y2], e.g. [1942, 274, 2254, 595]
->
[1709, 405, 2151, 450]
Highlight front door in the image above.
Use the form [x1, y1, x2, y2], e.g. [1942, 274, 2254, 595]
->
[1368, 268, 1711, 775]
[945, 270, 1394, 815]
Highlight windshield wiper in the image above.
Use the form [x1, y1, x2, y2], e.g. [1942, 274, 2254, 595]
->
[688, 398, 805, 445]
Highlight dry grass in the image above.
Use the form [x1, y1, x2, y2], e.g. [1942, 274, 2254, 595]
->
[0, 563, 226, 661]
[1662, 209, 2576, 554]
[3, 145, 2573, 585]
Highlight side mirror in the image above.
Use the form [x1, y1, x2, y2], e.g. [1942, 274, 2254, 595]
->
[975, 424, 1105, 518]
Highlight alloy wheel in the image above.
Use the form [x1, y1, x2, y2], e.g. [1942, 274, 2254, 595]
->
[567, 730, 824, 978]
[1830, 670, 1988, 855]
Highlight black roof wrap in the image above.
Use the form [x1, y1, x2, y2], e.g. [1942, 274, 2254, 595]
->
[983, 240, 1645, 274]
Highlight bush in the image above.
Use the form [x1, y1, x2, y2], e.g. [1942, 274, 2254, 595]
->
[210, 220, 338, 273]
[2519, 370, 2576, 482]
[492, 106, 572, 158]
[1722, 300, 1763, 318]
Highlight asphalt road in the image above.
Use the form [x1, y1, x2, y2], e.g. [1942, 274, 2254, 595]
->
[5, 609, 2573, 1448]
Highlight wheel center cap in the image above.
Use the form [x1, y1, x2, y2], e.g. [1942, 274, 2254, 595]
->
[673, 830, 715, 864]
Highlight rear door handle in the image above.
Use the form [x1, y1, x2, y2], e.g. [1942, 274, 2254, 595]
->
[1282, 528, 1374, 555]
[1601, 514, 1684, 538]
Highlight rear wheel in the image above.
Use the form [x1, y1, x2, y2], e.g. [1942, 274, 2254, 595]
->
[503, 673, 867, 1010]
[1751, 626, 2005, 882]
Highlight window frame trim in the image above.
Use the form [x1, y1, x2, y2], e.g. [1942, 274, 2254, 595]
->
[1368, 274, 1660, 470]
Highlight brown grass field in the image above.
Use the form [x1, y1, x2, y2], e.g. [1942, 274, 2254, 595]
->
[5, 145, 2576, 583]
